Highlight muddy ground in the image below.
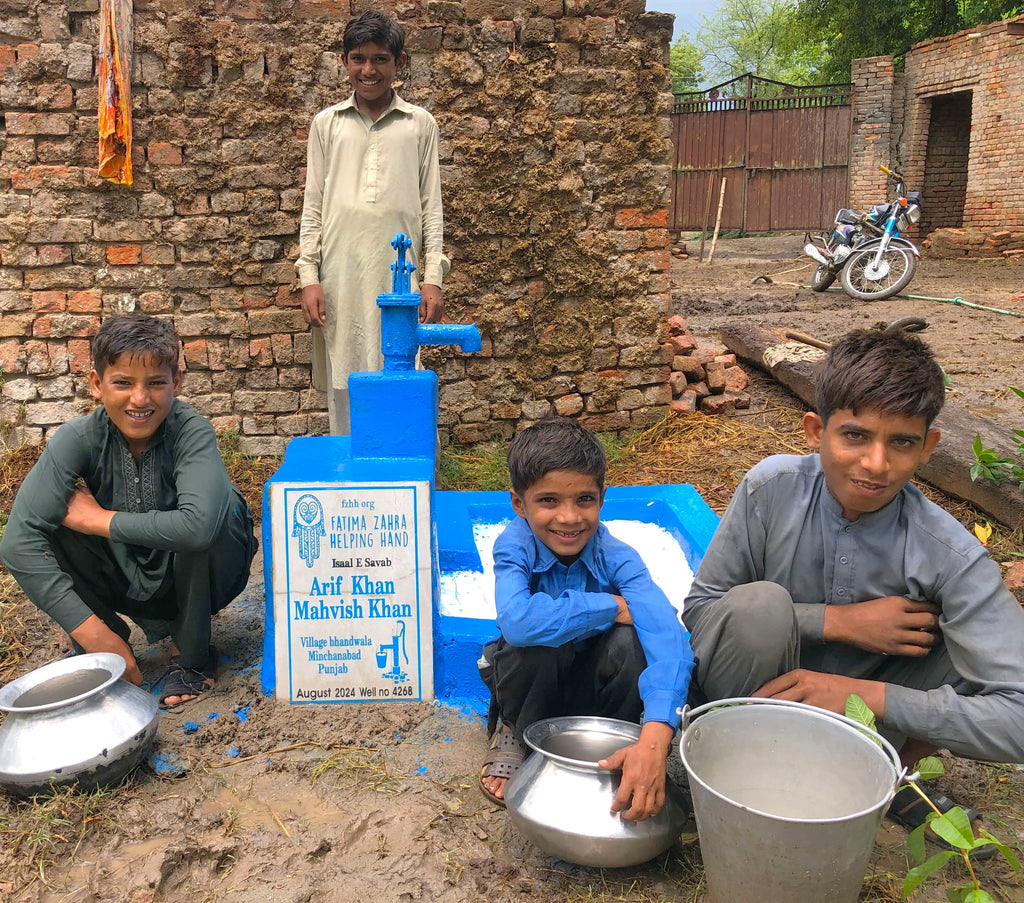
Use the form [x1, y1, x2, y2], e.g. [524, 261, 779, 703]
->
[674, 235, 1024, 429]
[2, 238, 1024, 903]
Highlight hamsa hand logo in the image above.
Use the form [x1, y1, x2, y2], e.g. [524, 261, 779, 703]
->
[292, 494, 325, 567]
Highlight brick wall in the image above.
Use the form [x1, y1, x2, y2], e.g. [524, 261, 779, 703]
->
[0, 0, 676, 453]
[850, 16, 1024, 232]
[848, 56, 896, 212]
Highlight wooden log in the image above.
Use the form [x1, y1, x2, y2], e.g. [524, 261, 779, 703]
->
[719, 321, 1024, 529]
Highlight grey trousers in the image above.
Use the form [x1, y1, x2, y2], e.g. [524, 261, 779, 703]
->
[50, 498, 257, 670]
[687, 581, 965, 747]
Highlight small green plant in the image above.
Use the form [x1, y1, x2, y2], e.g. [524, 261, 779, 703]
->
[970, 387, 1024, 490]
[845, 695, 1022, 902]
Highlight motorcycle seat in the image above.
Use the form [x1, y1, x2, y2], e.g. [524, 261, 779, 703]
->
[836, 209, 861, 225]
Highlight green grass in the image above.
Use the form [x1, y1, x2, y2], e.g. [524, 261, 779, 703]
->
[437, 431, 637, 493]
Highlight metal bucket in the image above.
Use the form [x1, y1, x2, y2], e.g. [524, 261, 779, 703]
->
[679, 698, 908, 903]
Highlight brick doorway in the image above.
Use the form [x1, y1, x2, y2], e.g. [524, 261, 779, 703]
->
[921, 91, 972, 235]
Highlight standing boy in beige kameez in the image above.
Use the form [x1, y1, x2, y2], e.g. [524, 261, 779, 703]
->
[296, 11, 447, 435]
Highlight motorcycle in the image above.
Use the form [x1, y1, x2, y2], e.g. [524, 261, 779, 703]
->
[804, 165, 923, 301]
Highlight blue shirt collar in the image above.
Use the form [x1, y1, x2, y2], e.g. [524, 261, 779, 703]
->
[526, 520, 606, 575]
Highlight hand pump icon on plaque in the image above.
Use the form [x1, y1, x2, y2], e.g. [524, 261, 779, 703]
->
[377, 621, 409, 683]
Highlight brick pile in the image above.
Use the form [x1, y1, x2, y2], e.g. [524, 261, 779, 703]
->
[664, 315, 751, 416]
[0, 0, 680, 453]
[922, 228, 1024, 259]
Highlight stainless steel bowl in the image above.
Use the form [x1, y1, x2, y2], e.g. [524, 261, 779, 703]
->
[504, 715, 689, 867]
[0, 653, 159, 797]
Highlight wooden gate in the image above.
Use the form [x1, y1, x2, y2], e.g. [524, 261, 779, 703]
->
[670, 74, 852, 234]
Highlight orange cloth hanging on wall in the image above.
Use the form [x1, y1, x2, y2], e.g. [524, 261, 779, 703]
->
[98, 0, 133, 185]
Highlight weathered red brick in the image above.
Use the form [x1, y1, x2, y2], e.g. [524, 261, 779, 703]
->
[668, 332, 698, 354]
[15, 43, 40, 62]
[249, 338, 274, 366]
[32, 290, 67, 312]
[724, 366, 750, 392]
[106, 244, 141, 265]
[140, 244, 175, 265]
[67, 338, 91, 373]
[10, 165, 80, 190]
[1003, 560, 1024, 607]
[37, 245, 71, 266]
[184, 339, 210, 369]
[5, 113, 75, 136]
[148, 143, 183, 165]
[0, 339, 27, 373]
[614, 208, 643, 228]
[671, 393, 697, 415]
[296, 0, 348, 17]
[665, 315, 688, 335]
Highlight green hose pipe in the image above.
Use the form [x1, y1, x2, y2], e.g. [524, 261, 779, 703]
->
[900, 294, 1024, 318]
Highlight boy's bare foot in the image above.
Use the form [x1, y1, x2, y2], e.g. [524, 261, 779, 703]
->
[479, 725, 527, 807]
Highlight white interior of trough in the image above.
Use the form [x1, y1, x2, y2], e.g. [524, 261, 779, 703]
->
[438, 520, 694, 621]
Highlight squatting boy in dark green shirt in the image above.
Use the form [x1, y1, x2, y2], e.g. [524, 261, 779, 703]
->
[0, 315, 257, 708]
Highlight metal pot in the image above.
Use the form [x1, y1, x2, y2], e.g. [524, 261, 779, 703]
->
[0, 653, 159, 797]
[504, 715, 689, 867]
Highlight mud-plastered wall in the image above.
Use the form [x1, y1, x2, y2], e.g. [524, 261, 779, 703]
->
[0, 0, 676, 452]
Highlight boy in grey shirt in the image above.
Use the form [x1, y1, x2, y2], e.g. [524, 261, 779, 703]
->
[684, 326, 1024, 847]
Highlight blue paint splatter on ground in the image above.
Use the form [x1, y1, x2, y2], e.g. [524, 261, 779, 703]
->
[235, 705, 251, 723]
[207, 712, 219, 721]
[418, 766, 428, 774]
[445, 737, 451, 742]
[183, 721, 199, 734]
[146, 749, 188, 776]
[227, 746, 240, 757]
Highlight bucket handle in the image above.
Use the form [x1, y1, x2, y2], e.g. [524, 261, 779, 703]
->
[678, 697, 917, 789]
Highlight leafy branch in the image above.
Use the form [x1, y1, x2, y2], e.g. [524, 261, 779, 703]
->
[971, 387, 1024, 491]
[844, 695, 1022, 902]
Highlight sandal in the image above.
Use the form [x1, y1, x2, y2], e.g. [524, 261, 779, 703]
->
[160, 646, 218, 710]
[479, 727, 528, 807]
[887, 784, 996, 861]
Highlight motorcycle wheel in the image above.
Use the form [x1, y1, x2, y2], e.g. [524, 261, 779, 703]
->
[840, 246, 918, 301]
[810, 264, 836, 292]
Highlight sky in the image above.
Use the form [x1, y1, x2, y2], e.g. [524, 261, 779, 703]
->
[648, 0, 725, 41]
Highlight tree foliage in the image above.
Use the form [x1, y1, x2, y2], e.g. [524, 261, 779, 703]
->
[694, 0, 825, 86]
[669, 33, 705, 92]
[796, 0, 1024, 82]
[685, 0, 1024, 90]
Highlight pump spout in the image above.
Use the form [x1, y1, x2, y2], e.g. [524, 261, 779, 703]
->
[378, 232, 483, 371]
[417, 322, 482, 354]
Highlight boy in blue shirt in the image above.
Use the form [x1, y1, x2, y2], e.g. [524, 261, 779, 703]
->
[478, 418, 694, 820]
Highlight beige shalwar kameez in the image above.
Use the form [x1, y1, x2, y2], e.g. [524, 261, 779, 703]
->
[296, 92, 446, 434]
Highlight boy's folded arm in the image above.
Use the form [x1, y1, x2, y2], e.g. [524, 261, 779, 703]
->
[874, 550, 1024, 762]
[492, 543, 617, 647]
[614, 559, 693, 727]
[108, 420, 235, 553]
[0, 431, 98, 631]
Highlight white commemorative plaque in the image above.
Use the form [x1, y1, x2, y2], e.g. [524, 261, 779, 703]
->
[269, 482, 433, 703]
